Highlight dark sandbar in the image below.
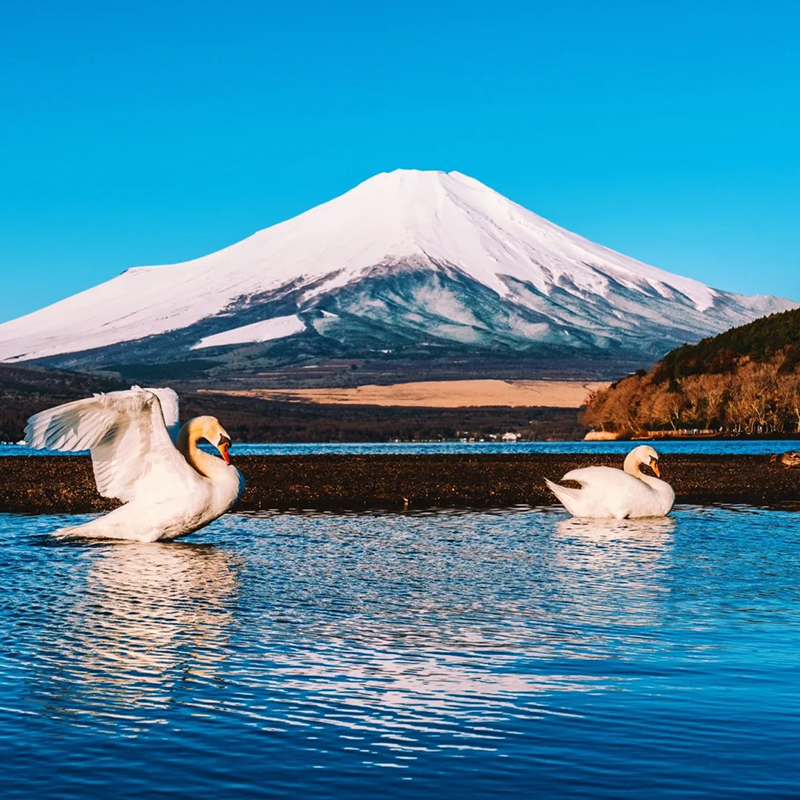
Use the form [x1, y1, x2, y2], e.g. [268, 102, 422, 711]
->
[2, 453, 799, 514]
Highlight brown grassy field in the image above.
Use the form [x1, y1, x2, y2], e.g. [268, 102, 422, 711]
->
[208, 379, 608, 409]
[0, 365, 586, 443]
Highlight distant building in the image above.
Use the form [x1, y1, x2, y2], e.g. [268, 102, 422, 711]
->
[501, 432, 520, 442]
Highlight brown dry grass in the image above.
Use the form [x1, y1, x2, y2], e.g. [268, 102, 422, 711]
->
[207, 379, 609, 409]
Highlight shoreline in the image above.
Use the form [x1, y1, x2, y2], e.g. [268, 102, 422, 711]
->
[2, 453, 800, 514]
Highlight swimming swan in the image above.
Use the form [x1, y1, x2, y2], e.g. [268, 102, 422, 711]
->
[546, 445, 674, 519]
[25, 386, 244, 541]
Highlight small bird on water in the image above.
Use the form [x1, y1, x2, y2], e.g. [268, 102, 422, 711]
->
[770, 451, 800, 469]
[25, 386, 244, 542]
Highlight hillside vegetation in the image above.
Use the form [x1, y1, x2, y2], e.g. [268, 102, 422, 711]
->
[584, 308, 800, 435]
[0, 365, 126, 442]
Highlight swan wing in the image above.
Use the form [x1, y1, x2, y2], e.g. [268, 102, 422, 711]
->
[560, 466, 640, 487]
[143, 386, 180, 440]
[25, 387, 192, 502]
[561, 466, 654, 500]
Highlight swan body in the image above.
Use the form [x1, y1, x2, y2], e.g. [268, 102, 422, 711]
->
[25, 386, 244, 541]
[546, 445, 674, 519]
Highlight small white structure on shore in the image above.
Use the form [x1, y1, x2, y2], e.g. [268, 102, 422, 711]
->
[501, 432, 520, 442]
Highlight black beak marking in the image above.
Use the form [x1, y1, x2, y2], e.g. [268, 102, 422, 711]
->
[219, 434, 232, 447]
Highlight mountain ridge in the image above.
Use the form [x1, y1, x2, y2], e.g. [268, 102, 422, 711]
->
[0, 169, 794, 378]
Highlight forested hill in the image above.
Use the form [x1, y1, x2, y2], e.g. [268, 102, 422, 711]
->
[655, 307, 800, 381]
[584, 308, 800, 436]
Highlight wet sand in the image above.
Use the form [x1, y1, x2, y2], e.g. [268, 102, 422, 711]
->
[2, 453, 799, 514]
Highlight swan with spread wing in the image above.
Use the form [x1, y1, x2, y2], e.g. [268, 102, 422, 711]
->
[25, 386, 244, 541]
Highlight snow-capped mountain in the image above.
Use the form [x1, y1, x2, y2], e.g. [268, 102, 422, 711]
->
[0, 169, 794, 374]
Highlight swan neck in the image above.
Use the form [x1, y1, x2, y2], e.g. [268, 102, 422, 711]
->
[177, 419, 224, 479]
[623, 451, 644, 477]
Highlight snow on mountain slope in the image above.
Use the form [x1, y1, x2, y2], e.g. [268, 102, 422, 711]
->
[193, 314, 306, 350]
[0, 169, 795, 367]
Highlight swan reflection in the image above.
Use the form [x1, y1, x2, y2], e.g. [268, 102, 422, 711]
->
[549, 514, 676, 629]
[554, 513, 676, 544]
[37, 541, 238, 729]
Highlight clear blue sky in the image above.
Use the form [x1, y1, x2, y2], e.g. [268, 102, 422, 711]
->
[1, 0, 798, 323]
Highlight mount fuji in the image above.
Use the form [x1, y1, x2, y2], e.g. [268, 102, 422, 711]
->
[0, 169, 794, 379]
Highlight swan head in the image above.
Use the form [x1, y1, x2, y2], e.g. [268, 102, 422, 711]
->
[625, 445, 661, 477]
[189, 416, 234, 464]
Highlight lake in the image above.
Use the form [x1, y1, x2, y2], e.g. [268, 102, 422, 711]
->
[2, 439, 799, 457]
[2, 504, 799, 798]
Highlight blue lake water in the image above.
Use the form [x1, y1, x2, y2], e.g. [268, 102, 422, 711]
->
[2, 439, 799, 457]
[2, 505, 800, 798]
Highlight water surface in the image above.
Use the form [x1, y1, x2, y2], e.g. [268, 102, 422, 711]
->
[2, 439, 798, 457]
[1, 506, 799, 798]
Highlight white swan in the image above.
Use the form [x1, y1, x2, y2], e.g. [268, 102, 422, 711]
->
[25, 386, 244, 541]
[546, 445, 674, 519]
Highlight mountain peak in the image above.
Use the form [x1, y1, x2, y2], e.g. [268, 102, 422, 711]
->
[344, 169, 500, 213]
[0, 171, 795, 371]
[332, 168, 483, 211]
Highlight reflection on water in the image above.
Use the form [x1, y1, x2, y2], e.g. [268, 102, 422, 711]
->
[24, 540, 239, 733]
[553, 515, 675, 583]
[2, 506, 800, 799]
[550, 516, 676, 634]
[554, 513, 677, 539]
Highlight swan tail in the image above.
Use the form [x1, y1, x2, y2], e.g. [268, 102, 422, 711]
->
[52, 523, 88, 540]
[52, 516, 125, 540]
[545, 478, 583, 513]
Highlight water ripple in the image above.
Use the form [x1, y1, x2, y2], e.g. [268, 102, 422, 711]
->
[1, 506, 800, 798]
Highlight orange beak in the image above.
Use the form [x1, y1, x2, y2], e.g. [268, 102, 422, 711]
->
[219, 442, 231, 465]
[651, 461, 661, 477]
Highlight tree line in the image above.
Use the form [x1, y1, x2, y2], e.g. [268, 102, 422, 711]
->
[584, 357, 800, 435]
[584, 307, 800, 436]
